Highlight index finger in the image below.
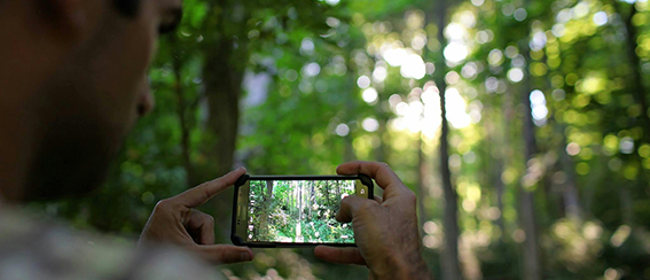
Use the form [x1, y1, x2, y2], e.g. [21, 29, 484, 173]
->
[172, 167, 247, 208]
[336, 161, 406, 200]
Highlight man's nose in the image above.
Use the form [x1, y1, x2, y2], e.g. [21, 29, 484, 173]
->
[137, 78, 155, 117]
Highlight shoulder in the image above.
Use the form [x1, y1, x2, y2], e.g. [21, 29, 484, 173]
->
[0, 207, 225, 280]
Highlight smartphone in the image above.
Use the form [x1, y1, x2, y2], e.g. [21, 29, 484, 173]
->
[231, 174, 373, 248]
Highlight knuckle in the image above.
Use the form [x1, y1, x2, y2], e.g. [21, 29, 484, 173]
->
[154, 199, 181, 214]
[221, 250, 236, 262]
[194, 183, 215, 201]
[217, 250, 227, 261]
[340, 196, 354, 206]
[357, 201, 375, 214]
[154, 199, 172, 210]
[404, 190, 417, 203]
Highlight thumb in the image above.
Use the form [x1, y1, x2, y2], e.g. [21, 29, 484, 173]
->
[314, 246, 366, 265]
[336, 195, 375, 223]
[195, 245, 254, 264]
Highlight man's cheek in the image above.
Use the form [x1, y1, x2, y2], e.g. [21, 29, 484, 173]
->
[120, 23, 156, 119]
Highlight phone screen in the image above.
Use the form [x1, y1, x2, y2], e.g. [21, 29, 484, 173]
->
[241, 179, 365, 244]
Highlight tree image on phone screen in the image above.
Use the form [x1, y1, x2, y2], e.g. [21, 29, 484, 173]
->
[247, 180, 355, 244]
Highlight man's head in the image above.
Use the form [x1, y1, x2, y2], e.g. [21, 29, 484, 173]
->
[0, 0, 181, 201]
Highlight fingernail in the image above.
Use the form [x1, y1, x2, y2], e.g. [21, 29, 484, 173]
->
[240, 251, 252, 261]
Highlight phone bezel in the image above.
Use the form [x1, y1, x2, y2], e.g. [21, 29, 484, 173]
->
[230, 174, 374, 248]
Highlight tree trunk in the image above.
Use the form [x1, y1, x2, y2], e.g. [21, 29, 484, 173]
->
[259, 180, 273, 237]
[417, 133, 429, 237]
[170, 40, 196, 187]
[297, 180, 303, 241]
[583, 155, 605, 216]
[326, 181, 331, 209]
[344, 135, 355, 163]
[432, 1, 462, 279]
[439, 77, 462, 280]
[290, 181, 295, 237]
[266, 180, 274, 199]
[495, 164, 506, 237]
[489, 100, 507, 237]
[203, 37, 245, 239]
[205, 39, 243, 177]
[292, 182, 296, 217]
[309, 181, 316, 220]
[620, 4, 650, 138]
[343, 63, 358, 164]
[336, 180, 341, 199]
[617, 2, 646, 227]
[620, 186, 635, 226]
[286, 182, 291, 213]
[520, 32, 542, 280]
[266, 180, 274, 211]
[558, 130, 581, 220]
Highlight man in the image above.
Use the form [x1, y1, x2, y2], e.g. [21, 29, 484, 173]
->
[0, 0, 432, 279]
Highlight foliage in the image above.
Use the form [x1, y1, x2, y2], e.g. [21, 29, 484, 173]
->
[32, 0, 650, 279]
[248, 180, 354, 244]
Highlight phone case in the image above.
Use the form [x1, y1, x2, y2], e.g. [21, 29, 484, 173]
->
[230, 174, 374, 248]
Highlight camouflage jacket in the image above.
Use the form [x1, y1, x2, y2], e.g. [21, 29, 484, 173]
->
[0, 207, 226, 280]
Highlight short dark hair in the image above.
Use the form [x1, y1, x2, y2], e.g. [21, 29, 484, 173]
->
[113, 0, 139, 17]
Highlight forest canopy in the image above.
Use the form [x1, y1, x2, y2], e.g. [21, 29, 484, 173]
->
[35, 0, 650, 279]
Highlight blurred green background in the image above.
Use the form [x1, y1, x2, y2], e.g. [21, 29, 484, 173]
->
[34, 0, 650, 279]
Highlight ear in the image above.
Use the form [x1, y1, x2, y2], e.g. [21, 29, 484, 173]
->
[44, 0, 104, 42]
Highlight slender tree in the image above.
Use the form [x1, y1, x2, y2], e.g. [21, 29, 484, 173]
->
[518, 0, 542, 277]
[557, 125, 582, 220]
[309, 181, 315, 220]
[613, 0, 648, 228]
[615, 2, 650, 137]
[168, 38, 198, 188]
[416, 132, 430, 237]
[259, 180, 274, 237]
[298, 180, 304, 240]
[429, 0, 461, 279]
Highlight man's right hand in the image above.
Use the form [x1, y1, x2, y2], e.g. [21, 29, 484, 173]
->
[314, 161, 432, 280]
[139, 167, 253, 264]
